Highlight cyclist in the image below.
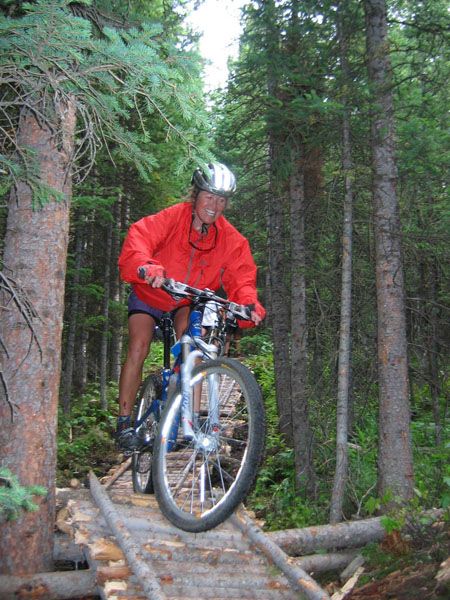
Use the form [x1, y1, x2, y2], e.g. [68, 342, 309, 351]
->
[115, 162, 265, 450]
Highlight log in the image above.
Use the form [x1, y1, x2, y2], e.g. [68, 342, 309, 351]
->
[293, 550, 359, 574]
[331, 566, 365, 600]
[56, 487, 90, 507]
[97, 564, 132, 583]
[103, 457, 131, 490]
[267, 509, 445, 556]
[231, 507, 330, 600]
[339, 554, 365, 581]
[88, 470, 166, 600]
[435, 556, 450, 592]
[0, 570, 96, 600]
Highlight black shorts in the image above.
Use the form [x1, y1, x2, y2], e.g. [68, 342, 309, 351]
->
[128, 291, 166, 320]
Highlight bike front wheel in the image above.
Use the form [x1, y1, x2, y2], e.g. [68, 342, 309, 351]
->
[153, 358, 265, 532]
[131, 374, 161, 494]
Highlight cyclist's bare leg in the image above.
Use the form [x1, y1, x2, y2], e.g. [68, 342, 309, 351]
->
[173, 305, 190, 339]
[118, 313, 156, 416]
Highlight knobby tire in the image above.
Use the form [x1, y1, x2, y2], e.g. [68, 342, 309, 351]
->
[131, 374, 161, 494]
[153, 358, 265, 532]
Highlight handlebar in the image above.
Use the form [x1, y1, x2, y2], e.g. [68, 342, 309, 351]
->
[137, 268, 252, 321]
[162, 279, 253, 321]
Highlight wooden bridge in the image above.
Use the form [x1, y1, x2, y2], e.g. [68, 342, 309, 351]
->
[3, 464, 443, 599]
[63, 465, 329, 600]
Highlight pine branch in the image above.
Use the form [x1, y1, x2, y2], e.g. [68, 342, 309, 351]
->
[0, 271, 42, 421]
[0, 467, 47, 522]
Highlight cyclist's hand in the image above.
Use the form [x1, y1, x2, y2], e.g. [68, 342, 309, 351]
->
[245, 302, 265, 327]
[137, 264, 165, 288]
[251, 310, 263, 326]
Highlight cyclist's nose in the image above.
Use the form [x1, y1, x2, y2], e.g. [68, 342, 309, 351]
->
[208, 195, 224, 211]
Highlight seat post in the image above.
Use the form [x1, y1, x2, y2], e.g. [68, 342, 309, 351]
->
[161, 314, 173, 369]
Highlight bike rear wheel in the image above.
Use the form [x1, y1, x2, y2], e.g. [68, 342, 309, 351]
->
[153, 358, 265, 532]
[131, 374, 161, 494]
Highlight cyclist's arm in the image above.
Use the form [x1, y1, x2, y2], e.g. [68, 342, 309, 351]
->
[118, 210, 172, 284]
[221, 238, 266, 327]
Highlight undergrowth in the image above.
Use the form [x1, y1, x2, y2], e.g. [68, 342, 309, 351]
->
[57, 344, 165, 486]
[242, 333, 450, 531]
[57, 332, 449, 533]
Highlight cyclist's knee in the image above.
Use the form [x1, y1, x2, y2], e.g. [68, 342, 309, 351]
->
[127, 338, 151, 364]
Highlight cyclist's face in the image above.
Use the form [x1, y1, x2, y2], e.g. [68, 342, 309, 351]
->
[193, 192, 227, 228]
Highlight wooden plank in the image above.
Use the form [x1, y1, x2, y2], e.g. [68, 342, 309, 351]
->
[89, 471, 166, 600]
[231, 508, 330, 600]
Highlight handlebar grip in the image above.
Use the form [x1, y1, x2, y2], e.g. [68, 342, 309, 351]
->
[243, 305, 253, 320]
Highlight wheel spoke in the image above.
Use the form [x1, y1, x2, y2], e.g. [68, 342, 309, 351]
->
[153, 359, 265, 532]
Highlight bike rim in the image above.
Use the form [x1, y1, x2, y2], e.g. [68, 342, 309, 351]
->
[159, 367, 252, 520]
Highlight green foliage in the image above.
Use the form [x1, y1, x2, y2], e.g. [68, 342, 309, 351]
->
[0, 0, 209, 203]
[57, 383, 118, 485]
[380, 514, 405, 535]
[245, 343, 449, 529]
[239, 331, 273, 357]
[0, 467, 47, 521]
[360, 542, 409, 581]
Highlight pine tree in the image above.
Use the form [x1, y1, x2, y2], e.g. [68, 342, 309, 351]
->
[0, 0, 206, 574]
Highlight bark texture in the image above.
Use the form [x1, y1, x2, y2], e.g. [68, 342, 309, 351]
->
[0, 571, 96, 600]
[100, 219, 113, 409]
[0, 100, 76, 574]
[231, 508, 330, 600]
[330, 5, 354, 523]
[109, 196, 124, 383]
[264, 0, 292, 444]
[267, 509, 444, 555]
[289, 159, 315, 494]
[60, 212, 84, 413]
[88, 471, 165, 600]
[364, 0, 414, 502]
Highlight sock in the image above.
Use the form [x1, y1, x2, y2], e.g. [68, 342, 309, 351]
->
[117, 415, 131, 432]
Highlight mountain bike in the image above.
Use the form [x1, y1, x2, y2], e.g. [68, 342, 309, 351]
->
[130, 278, 265, 532]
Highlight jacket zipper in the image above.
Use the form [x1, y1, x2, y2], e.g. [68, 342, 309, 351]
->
[184, 246, 196, 284]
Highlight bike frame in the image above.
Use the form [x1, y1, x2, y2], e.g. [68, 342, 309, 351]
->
[133, 303, 220, 445]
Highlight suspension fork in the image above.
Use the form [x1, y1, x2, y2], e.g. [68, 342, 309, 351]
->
[180, 341, 202, 439]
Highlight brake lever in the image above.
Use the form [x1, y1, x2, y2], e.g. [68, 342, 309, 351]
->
[162, 278, 187, 300]
[228, 302, 253, 320]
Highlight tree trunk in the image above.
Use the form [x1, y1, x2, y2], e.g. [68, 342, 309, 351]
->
[0, 100, 76, 574]
[267, 183, 292, 444]
[109, 196, 124, 383]
[100, 219, 113, 409]
[426, 257, 442, 445]
[60, 212, 84, 414]
[73, 218, 93, 395]
[330, 5, 354, 523]
[289, 158, 316, 495]
[231, 508, 330, 600]
[364, 0, 414, 503]
[263, 0, 293, 444]
[74, 290, 89, 395]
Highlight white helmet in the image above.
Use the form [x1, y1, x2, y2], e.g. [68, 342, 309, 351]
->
[192, 162, 236, 198]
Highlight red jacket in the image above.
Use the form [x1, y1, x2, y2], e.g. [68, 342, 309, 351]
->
[118, 202, 265, 322]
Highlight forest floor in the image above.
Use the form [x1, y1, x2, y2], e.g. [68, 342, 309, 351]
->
[325, 527, 450, 599]
[344, 560, 448, 600]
